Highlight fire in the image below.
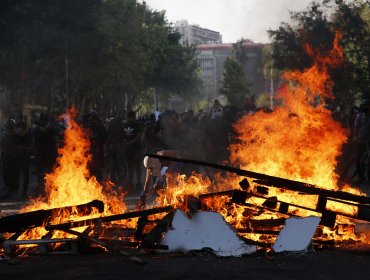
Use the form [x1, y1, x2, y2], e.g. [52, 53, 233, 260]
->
[155, 173, 238, 208]
[230, 35, 347, 189]
[9, 33, 367, 250]
[20, 108, 132, 240]
[155, 33, 367, 245]
[226, 33, 365, 243]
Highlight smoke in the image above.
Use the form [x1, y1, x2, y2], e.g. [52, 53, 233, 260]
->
[143, 0, 314, 43]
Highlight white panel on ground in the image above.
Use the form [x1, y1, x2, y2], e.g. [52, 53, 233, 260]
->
[273, 216, 321, 253]
[160, 210, 257, 257]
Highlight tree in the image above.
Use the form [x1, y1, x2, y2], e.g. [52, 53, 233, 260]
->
[0, 0, 200, 116]
[220, 56, 249, 107]
[0, 0, 103, 113]
[268, 2, 334, 71]
[140, 11, 200, 110]
[268, 0, 370, 105]
[332, 0, 370, 100]
[220, 39, 250, 107]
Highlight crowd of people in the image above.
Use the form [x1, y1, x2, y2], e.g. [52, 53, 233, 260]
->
[0, 99, 242, 200]
[2, 96, 370, 201]
[335, 100, 370, 185]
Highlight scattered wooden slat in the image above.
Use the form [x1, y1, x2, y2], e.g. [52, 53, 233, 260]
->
[46, 205, 174, 231]
[0, 200, 104, 233]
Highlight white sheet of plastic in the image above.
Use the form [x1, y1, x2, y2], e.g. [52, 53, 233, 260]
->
[273, 216, 321, 253]
[160, 210, 257, 257]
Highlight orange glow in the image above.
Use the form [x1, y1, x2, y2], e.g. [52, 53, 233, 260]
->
[19, 108, 133, 241]
[154, 33, 366, 245]
[11, 33, 368, 249]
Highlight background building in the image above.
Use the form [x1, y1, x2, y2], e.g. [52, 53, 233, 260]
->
[195, 49, 217, 98]
[175, 20, 222, 45]
[196, 42, 267, 101]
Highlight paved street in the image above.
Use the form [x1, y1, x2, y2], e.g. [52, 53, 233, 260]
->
[1, 248, 370, 280]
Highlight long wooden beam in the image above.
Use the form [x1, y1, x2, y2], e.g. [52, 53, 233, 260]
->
[145, 154, 370, 205]
[0, 200, 104, 233]
[45, 205, 174, 231]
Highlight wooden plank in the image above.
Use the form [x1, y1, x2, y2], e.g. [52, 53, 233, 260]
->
[61, 228, 147, 264]
[0, 200, 104, 233]
[46, 205, 174, 231]
[145, 154, 370, 205]
[2, 238, 79, 255]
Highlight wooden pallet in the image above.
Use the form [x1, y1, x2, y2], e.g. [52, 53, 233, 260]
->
[2, 238, 79, 255]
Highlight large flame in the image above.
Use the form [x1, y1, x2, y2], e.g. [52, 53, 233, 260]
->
[20, 108, 131, 240]
[13, 33, 367, 248]
[156, 33, 366, 244]
[230, 33, 347, 189]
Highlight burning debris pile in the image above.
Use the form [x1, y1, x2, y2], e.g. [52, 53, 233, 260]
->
[1, 156, 370, 261]
[1, 33, 370, 261]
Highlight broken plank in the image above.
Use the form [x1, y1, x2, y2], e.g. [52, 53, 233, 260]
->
[0, 200, 104, 233]
[61, 228, 147, 264]
[145, 154, 370, 205]
[46, 205, 174, 231]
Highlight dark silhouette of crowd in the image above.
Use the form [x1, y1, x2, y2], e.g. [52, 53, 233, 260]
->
[0, 100, 240, 200]
[336, 100, 370, 185]
[0, 113, 63, 199]
[2, 96, 370, 201]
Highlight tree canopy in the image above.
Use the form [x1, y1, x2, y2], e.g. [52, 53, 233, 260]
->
[268, 0, 370, 106]
[0, 0, 200, 116]
[220, 39, 250, 108]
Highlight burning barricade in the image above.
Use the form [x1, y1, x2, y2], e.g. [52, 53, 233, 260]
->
[1, 33, 370, 262]
[1, 151, 370, 261]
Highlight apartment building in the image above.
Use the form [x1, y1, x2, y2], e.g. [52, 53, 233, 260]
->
[174, 20, 222, 46]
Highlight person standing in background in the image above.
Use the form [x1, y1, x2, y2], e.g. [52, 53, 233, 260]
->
[1, 119, 18, 199]
[15, 122, 33, 198]
[123, 111, 143, 193]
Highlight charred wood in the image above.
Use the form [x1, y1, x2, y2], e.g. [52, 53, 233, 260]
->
[198, 190, 234, 199]
[247, 218, 286, 229]
[99, 239, 139, 248]
[237, 229, 280, 235]
[46, 205, 174, 231]
[253, 179, 370, 205]
[0, 200, 104, 233]
[184, 195, 202, 213]
[60, 228, 147, 264]
[135, 216, 149, 240]
[140, 211, 175, 249]
[145, 154, 370, 205]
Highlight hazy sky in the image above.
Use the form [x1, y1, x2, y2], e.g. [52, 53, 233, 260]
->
[143, 0, 315, 43]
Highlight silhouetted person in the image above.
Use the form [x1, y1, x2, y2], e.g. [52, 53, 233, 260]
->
[15, 122, 32, 198]
[34, 113, 60, 196]
[105, 117, 126, 185]
[141, 113, 162, 153]
[243, 95, 257, 113]
[352, 100, 370, 182]
[86, 113, 107, 183]
[210, 99, 223, 120]
[1, 119, 18, 199]
[123, 111, 142, 192]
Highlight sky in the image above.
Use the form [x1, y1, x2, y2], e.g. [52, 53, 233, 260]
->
[143, 0, 315, 43]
